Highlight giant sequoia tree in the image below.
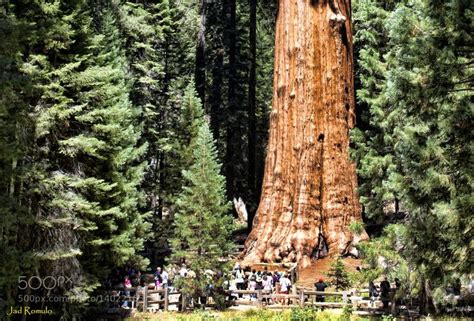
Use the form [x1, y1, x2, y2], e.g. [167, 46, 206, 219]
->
[241, 0, 368, 267]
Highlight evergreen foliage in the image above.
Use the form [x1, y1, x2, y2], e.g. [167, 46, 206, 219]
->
[0, 0, 150, 312]
[353, 0, 473, 306]
[352, 0, 400, 220]
[326, 257, 352, 291]
[170, 96, 234, 301]
[0, 1, 35, 305]
[383, 0, 473, 280]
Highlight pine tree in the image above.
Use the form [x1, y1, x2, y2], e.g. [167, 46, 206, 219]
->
[67, 4, 152, 281]
[352, 0, 401, 221]
[382, 0, 473, 281]
[147, 0, 198, 219]
[170, 102, 235, 302]
[327, 257, 352, 291]
[0, 1, 36, 306]
[353, 0, 473, 310]
[7, 0, 104, 307]
[0, 2, 150, 313]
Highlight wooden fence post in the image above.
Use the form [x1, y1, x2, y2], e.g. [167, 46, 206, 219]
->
[181, 293, 185, 312]
[164, 287, 169, 311]
[257, 290, 262, 308]
[143, 286, 148, 312]
[299, 289, 305, 307]
[292, 284, 297, 306]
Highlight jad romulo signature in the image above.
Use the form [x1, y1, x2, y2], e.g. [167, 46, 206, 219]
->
[7, 306, 53, 316]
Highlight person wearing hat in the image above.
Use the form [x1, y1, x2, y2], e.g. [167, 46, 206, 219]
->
[314, 278, 328, 302]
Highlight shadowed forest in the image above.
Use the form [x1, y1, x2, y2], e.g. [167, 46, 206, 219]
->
[0, 0, 472, 320]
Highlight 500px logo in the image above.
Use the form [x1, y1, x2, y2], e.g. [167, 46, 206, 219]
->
[18, 276, 73, 290]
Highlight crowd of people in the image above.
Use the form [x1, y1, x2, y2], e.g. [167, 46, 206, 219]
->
[110, 263, 414, 311]
[109, 262, 300, 308]
[226, 263, 294, 304]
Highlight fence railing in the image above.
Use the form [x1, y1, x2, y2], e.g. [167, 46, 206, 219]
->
[229, 287, 381, 311]
[106, 286, 383, 313]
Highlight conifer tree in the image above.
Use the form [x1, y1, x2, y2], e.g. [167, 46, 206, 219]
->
[0, 2, 35, 306]
[0, 2, 150, 311]
[327, 257, 352, 291]
[382, 0, 473, 281]
[7, 0, 103, 305]
[253, 2, 277, 219]
[353, 0, 473, 307]
[352, 0, 400, 220]
[170, 97, 234, 302]
[147, 0, 198, 217]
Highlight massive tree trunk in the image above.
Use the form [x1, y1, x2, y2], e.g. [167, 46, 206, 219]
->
[240, 0, 368, 268]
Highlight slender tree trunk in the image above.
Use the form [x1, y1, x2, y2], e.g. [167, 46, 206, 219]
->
[210, 48, 223, 145]
[195, 0, 207, 107]
[247, 0, 257, 228]
[241, 0, 368, 267]
[225, 0, 237, 201]
[157, 44, 170, 221]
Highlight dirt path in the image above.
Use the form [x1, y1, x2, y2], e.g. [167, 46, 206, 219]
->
[297, 257, 362, 288]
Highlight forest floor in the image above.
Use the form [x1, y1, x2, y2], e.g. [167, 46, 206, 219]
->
[297, 257, 362, 288]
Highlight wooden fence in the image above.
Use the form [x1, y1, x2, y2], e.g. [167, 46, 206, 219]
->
[228, 287, 380, 311]
[111, 285, 383, 313]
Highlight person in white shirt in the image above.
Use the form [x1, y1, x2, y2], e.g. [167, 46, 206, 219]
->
[161, 268, 169, 288]
[279, 273, 291, 294]
[262, 275, 273, 304]
[248, 276, 257, 300]
[278, 273, 292, 305]
[235, 267, 245, 290]
[179, 263, 188, 277]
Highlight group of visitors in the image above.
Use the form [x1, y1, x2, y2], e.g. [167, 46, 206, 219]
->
[368, 277, 401, 311]
[110, 265, 175, 308]
[117, 263, 220, 309]
[113, 263, 413, 311]
[227, 263, 293, 304]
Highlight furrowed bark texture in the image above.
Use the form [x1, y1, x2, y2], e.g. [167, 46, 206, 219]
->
[240, 0, 368, 268]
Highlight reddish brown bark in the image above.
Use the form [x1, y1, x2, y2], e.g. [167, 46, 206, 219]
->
[240, 0, 368, 268]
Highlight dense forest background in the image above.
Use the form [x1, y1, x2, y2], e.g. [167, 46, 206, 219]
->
[0, 0, 472, 317]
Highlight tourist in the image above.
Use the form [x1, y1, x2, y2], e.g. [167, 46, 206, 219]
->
[154, 272, 162, 290]
[138, 271, 146, 287]
[179, 263, 188, 277]
[168, 266, 177, 287]
[154, 267, 161, 280]
[368, 280, 378, 307]
[226, 274, 238, 301]
[161, 268, 169, 288]
[233, 262, 240, 272]
[273, 270, 280, 285]
[256, 276, 263, 291]
[314, 278, 328, 302]
[279, 272, 292, 305]
[122, 276, 132, 309]
[251, 269, 257, 280]
[262, 274, 273, 304]
[235, 266, 245, 291]
[380, 277, 391, 311]
[248, 276, 257, 300]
